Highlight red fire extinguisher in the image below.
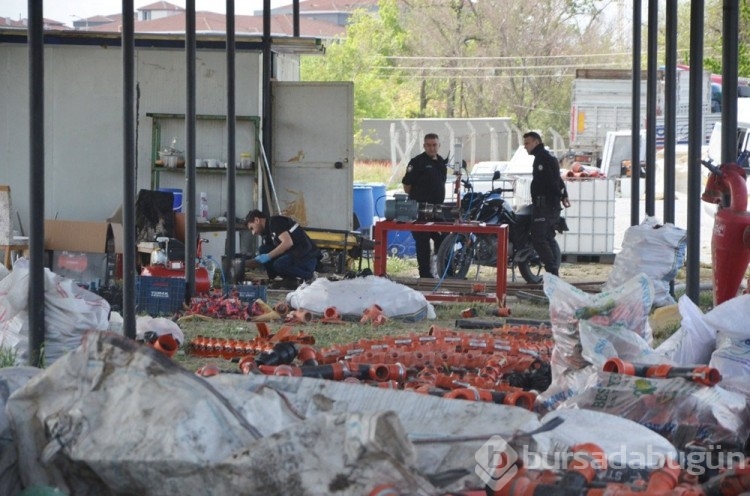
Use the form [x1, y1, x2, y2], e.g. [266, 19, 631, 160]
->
[701, 160, 750, 305]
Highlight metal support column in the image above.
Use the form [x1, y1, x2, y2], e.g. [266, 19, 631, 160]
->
[27, 0, 45, 366]
[631, 0, 642, 226]
[293, 0, 300, 37]
[262, 0, 273, 213]
[663, 0, 677, 225]
[122, 0, 137, 339]
[645, 0, 658, 216]
[686, 0, 705, 303]
[185, 0, 197, 297]
[226, 0, 237, 264]
[721, 0, 739, 164]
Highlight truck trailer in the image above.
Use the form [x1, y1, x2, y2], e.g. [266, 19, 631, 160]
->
[569, 68, 717, 168]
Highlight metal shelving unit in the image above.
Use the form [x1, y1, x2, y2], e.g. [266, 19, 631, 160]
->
[147, 112, 260, 190]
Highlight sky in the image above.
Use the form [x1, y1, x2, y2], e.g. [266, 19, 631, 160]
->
[0, 1, 289, 26]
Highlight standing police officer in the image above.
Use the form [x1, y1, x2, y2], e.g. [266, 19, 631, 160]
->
[523, 131, 563, 276]
[402, 133, 448, 278]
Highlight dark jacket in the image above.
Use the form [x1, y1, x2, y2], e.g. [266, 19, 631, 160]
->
[264, 216, 320, 261]
[529, 144, 562, 204]
[402, 152, 448, 204]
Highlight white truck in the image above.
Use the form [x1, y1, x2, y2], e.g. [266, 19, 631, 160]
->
[706, 98, 750, 170]
[569, 68, 718, 169]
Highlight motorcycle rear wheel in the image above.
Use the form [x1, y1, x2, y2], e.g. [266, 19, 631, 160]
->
[435, 233, 475, 279]
[516, 243, 557, 284]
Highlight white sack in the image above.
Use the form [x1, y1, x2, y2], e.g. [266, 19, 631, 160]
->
[706, 294, 750, 380]
[0, 366, 40, 496]
[210, 373, 541, 493]
[655, 295, 716, 366]
[6, 332, 438, 496]
[543, 272, 654, 379]
[135, 315, 184, 344]
[0, 260, 111, 365]
[287, 276, 436, 321]
[605, 216, 687, 307]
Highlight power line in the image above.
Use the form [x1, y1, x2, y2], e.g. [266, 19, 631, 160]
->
[374, 73, 581, 80]
[382, 47, 713, 61]
[374, 61, 631, 71]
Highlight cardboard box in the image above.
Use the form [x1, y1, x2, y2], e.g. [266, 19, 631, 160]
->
[44, 219, 124, 287]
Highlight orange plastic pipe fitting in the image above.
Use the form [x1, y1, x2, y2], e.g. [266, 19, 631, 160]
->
[273, 301, 290, 315]
[238, 356, 258, 374]
[296, 345, 319, 366]
[428, 325, 458, 337]
[360, 304, 385, 324]
[287, 309, 313, 324]
[502, 390, 536, 410]
[369, 363, 407, 382]
[371, 313, 388, 326]
[195, 363, 222, 377]
[270, 364, 302, 377]
[321, 306, 344, 323]
[368, 484, 399, 496]
[152, 334, 179, 358]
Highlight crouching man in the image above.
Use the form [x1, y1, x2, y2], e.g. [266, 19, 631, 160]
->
[246, 209, 320, 288]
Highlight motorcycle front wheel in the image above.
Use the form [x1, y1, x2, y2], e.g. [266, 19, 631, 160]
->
[517, 258, 543, 285]
[435, 233, 475, 279]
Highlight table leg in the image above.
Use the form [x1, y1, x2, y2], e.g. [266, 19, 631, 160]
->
[374, 223, 388, 276]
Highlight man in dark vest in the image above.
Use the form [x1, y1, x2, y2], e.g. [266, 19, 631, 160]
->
[246, 209, 320, 288]
[401, 133, 448, 278]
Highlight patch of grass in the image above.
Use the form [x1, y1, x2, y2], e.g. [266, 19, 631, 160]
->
[353, 160, 394, 186]
[172, 296, 544, 372]
[0, 347, 17, 368]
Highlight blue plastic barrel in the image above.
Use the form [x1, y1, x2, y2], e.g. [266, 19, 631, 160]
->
[366, 183, 387, 219]
[386, 230, 416, 257]
[158, 188, 183, 212]
[353, 185, 374, 229]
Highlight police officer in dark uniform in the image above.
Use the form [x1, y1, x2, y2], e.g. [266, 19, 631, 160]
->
[402, 133, 448, 278]
[523, 131, 563, 276]
[246, 209, 320, 287]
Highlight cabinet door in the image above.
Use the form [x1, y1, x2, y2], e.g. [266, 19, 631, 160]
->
[271, 82, 354, 231]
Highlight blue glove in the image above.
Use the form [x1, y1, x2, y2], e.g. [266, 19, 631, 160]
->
[255, 253, 271, 264]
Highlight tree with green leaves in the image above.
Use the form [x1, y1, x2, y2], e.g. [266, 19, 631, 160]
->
[301, 0, 418, 152]
[395, 0, 619, 132]
[304, 0, 623, 146]
[702, 0, 750, 77]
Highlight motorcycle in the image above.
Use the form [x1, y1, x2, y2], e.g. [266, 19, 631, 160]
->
[436, 170, 565, 284]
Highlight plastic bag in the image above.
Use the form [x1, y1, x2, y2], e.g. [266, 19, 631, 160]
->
[655, 295, 716, 366]
[579, 320, 664, 370]
[287, 276, 436, 321]
[705, 294, 750, 380]
[136, 315, 185, 344]
[544, 272, 654, 379]
[605, 217, 687, 307]
[556, 370, 750, 452]
[0, 260, 110, 365]
[0, 366, 40, 496]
